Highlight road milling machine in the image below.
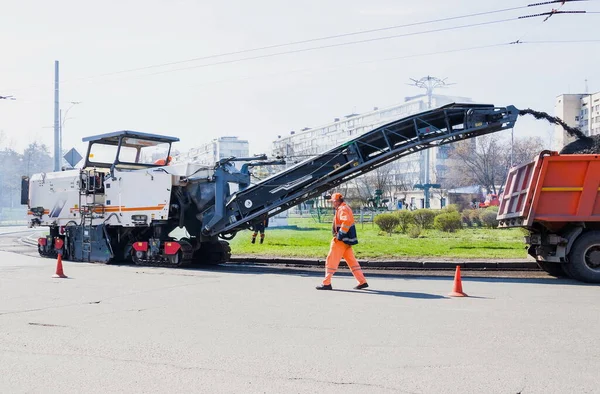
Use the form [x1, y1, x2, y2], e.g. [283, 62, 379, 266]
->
[22, 103, 519, 267]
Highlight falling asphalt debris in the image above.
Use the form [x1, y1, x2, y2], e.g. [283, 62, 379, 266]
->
[519, 108, 600, 154]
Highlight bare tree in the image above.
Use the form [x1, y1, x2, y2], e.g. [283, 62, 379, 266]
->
[355, 162, 406, 208]
[22, 142, 53, 177]
[347, 178, 372, 207]
[509, 136, 547, 168]
[446, 136, 507, 194]
[0, 148, 23, 208]
[446, 135, 547, 195]
[0, 141, 53, 208]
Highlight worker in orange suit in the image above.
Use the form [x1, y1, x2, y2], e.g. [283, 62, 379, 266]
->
[316, 192, 369, 290]
[154, 156, 173, 166]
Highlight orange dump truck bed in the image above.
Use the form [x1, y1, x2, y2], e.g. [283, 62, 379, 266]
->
[497, 151, 600, 228]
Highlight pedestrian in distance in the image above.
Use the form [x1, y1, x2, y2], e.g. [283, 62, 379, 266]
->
[251, 214, 268, 244]
[316, 192, 369, 290]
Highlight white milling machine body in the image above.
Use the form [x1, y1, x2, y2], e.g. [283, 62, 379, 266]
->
[23, 104, 521, 267]
[24, 130, 241, 266]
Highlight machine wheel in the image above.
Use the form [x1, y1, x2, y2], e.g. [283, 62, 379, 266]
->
[219, 240, 232, 263]
[566, 231, 600, 283]
[131, 249, 145, 265]
[167, 250, 184, 267]
[194, 240, 231, 265]
[536, 261, 567, 278]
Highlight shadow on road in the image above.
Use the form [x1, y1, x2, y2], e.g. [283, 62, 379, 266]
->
[333, 288, 447, 299]
[87, 261, 597, 287]
[198, 264, 596, 287]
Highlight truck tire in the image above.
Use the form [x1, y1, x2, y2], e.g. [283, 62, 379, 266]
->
[536, 261, 567, 278]
[566, 231, 600, 283]
[561, 260, 576, 279]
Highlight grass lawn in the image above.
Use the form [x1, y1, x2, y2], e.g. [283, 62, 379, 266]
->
[228, 217, 529, 260]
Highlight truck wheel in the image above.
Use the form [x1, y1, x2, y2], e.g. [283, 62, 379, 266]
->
[536, 261, 567, 278]
[567, 231, 600, 283]
[561, 260, 576, 279]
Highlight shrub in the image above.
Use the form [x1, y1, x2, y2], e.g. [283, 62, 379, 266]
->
[485, 205, 499, 213]
[408, 225, 422, 238]
[469, 210, 482, 227]
[411, 209, 436, 229]
[461, 209, 474, 227]
[479, 209, 500, 228]
[395, 210, 414, 233]
[440, 204, 459, 214]
[374, 213, 400, 236]
[434, 212, 462, 232]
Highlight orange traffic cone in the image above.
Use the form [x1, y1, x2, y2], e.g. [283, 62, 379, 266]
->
[448, 265, 467, 297]
[53, 253, 68, 278]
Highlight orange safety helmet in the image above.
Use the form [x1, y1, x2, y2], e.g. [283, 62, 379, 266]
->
[330, 192, 344, 201]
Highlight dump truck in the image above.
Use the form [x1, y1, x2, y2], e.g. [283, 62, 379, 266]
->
[497, 150, 600, 283]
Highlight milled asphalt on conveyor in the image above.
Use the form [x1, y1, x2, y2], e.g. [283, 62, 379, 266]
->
[0, 236, 598, 393]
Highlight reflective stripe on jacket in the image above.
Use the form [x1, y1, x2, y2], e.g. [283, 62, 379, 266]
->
[333, 202, 358, 245]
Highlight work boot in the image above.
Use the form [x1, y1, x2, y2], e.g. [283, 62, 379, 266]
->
[354, 282, 369, 290]
[316, 284, 333, 290]
[260, 237, 264, 244]
[251, 237, 256, 244]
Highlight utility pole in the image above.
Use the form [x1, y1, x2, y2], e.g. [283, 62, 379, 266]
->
[511, 128, 514, 167]
[53, 60, 60, 171]
[408, 76, 453, 208]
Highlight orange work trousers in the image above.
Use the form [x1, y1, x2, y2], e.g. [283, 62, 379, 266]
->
[323, 238, 367, 286]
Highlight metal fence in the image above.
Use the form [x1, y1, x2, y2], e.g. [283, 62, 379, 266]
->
[289, 208, 383, 227]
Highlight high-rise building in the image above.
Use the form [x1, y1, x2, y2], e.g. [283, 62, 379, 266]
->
[173, 136, 249, 167]
[555, 92, 600, 150]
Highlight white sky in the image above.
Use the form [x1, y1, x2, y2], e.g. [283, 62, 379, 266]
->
[1, 0, 598, 158]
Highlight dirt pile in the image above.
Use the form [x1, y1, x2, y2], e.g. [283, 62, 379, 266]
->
[559, 135, 600, 154]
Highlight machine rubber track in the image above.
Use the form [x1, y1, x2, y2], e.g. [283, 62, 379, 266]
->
[39, 249, 58, 259]
[132, 240, 195, 268]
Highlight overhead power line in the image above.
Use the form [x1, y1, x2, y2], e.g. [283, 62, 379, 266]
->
[140, 18, 518, 78]
[63, 7, 529, 81]
[519, 10, 587, 19]
[520, 39, 600, 43]
[4, 39, 599, 106]
[59, 1, 590, 83]
[527, 0, 588, 6]
[127, 11, 592, 79]
[3, 2, 595, 95]
[167, 40, 597, 92]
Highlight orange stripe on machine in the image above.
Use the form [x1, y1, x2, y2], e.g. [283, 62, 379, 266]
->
[69, 204, 166, 213]
[27, 210, 50, 215]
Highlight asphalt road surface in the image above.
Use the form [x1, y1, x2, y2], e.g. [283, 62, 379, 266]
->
[0, 242, 598, 393]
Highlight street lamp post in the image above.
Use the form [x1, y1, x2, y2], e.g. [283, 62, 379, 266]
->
[59, 101, 81, 165]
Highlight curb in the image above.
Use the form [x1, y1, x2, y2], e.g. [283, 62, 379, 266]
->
[228, 257, 539, 270]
